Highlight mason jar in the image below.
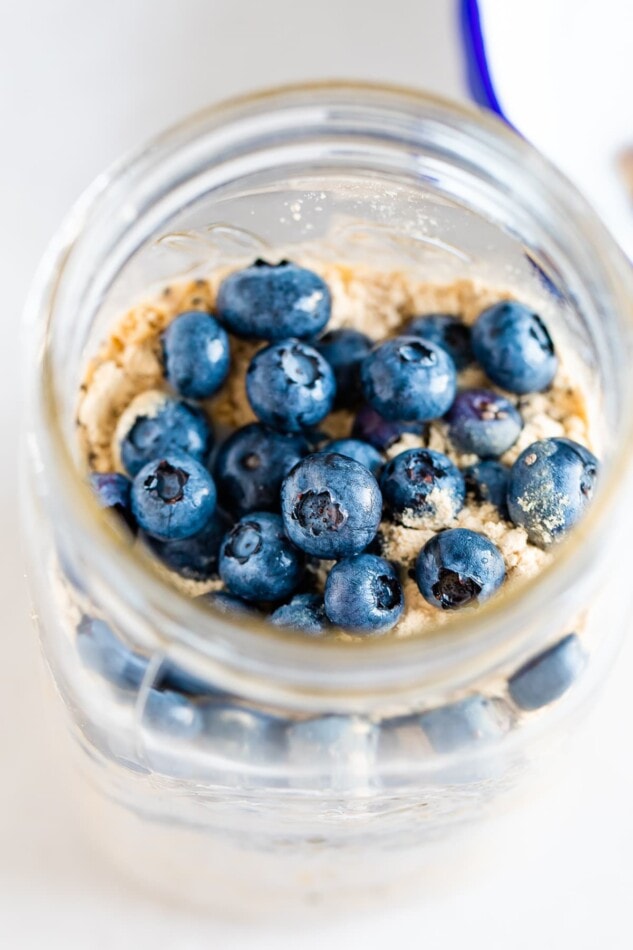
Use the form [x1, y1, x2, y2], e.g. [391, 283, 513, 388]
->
[22, 82, 633, 911]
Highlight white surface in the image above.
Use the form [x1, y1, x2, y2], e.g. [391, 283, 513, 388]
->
[479, 0, 633, 257]
[1, 1, 632, 947]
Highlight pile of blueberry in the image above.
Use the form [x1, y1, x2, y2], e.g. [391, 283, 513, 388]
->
[91, 260, 599, 636]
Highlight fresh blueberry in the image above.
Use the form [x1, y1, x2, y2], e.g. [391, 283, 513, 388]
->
[445, 389, 522, 458]
[90, 472, 136, 532]
[76, 616, 147, 689]
[131, 454, 217, 541]
[161, 310, 230, 399]
[380, 449, 465, 527]
[213, 423, 309, 515]
[270, 593, 329, 635]
[118, 391, 213, 477]
[203, 704, 284, 765]
[352, 403, 427, 451]
[406, 313, 473, 370]
[464, 460, 510, 517]
[324, 554, 404, 633]
[219, 512, 304, 603]
[415, 528, 506, 610]
[360, 336, 457, 421]
[144, 509, 230, 580]
[326, 438, 383, 477]
[420, 695, 510, 753]
[246, 338, 336, 433]
[286, 715, 377, 788]
[507, 438, 599, 547]
[281, 453, 382, 558]
[143, 689, 205, 739]
[472, 300, 558, 394]
[508, 634, 586, 711]
[204, 589, 260, 616]
[157, 659, 225, 698]
[314, 328, 372, 406]
[216, 259, 331, 340]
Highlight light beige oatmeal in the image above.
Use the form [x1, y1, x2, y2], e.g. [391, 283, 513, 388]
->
[77, 261, 594, 636]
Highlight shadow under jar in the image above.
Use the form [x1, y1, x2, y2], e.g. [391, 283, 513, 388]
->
[22, 82, 633, 911]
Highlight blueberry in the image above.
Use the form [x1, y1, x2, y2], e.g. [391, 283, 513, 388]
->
[464, 460, 510, 517]
[145, 509, 230, 580]
[157, 659, 224, 698]
[131, 454, 217, 541]
[203, 704, 284, 764]
[508, 634, 586, 710]
[352, 403, 427, 451]
[219, 512, 304, 603]
[420, 695, 510, 753]
[445, 389, 522, 458]
[281, 453, 382, 558]
[118, 391, 213, 477]
[90, 472, 136, 532]
[161, 311, 230, 399]
[415, 528, 506, 610]
[216, 259, 331, 340]
[143, 689, 205, 739]
[406, 313, 473, 370]
[76, 616, 148, 689]
[314, 328, 372, 406]
[246, 338, 336, 433]
[270, 593, 329, 635]
[472, 300, 558, 394]
[326, 438, 383, 477]
[380, 449, 465, 527]
[324, 554, 404, 633]
[286, 715, 377, 788]
[204, 589, 260, 616]
[360, 336, 457, 421]
[213, 423, 309, 515]
[507, 438, 599, 547]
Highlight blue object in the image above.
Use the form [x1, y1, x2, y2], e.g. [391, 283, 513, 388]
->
[380, 448, 465, 526]
[76, 616, 148, 689]
[270, 593, 329, 635]
[131, 454, 217, 541]
[314, 328, 372, 406]
[445, 388, 522, 458]
[143, 689, 205, 739]
[416, 527, 506, 610]
[203, 703, 284, 764]
[213, 423, 309, 515]
[119, 393, 213, 477]
[507, 438, 599, 547]
[204, 589, 260, 616]
[326, 438, 383, 477]
[219, 511, 304, 603]
[508, 634, 586, 711]
[324, 553, 404, 633]
[361, 336, 457, 422]
[406, 313, 473, 370]
[421, 695, 508, 753]
[216, 259, 331, 340]
[459, 0, 508, 120]
[161, 310, 230, 399]
[90, 472, 136, 532]
[464, 460, 510, 517]
[281, 453, 382, 558]
[246, 338, 336, 433]
[472, 301, 558, 394]
[352, 403, 427, 451]
[145, 509, 229, 580]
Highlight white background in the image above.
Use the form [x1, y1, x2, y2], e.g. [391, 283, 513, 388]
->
[2, 1, 632, 947]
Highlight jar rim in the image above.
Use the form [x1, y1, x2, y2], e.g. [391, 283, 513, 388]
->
[27, 80, 633, 707]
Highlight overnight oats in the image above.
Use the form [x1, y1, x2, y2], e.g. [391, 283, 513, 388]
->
[23, 84, 633, 907]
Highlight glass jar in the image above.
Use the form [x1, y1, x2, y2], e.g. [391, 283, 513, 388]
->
[23, 82, 633, 911]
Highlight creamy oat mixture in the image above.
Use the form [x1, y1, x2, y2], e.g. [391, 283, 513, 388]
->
[77, 262, 594, 637]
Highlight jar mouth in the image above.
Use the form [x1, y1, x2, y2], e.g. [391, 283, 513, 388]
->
[27, 80, 633, 706]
